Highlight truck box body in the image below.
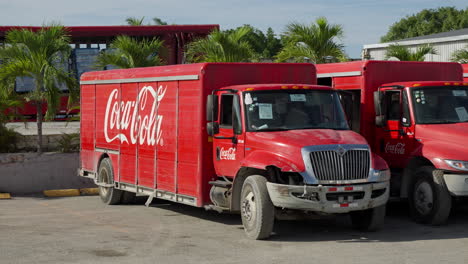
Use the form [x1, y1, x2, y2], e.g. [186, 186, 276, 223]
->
[80, 63, 316, 207]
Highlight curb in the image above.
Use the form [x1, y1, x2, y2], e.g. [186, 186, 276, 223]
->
[0, 193, 12, 199]
[43, 188, 99, 197]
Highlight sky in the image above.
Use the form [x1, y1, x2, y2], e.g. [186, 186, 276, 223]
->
[0, 0, 467, 58]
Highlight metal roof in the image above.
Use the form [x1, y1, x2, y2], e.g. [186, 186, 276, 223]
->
[397, 28, 468, 42]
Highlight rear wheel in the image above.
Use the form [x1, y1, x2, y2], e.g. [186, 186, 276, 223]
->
[408, 166, 452, 225]
[98, 158, 122, 205]
[350, 205, 386, 231]
[240, 176, 275, 240]
[121, 191, 136, 204]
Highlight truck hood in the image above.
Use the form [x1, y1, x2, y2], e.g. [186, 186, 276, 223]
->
[416, 123, 468, 169]
[243, 129, 368, 172]
[417, 123, 468, 146]
[247, 129, 368, 149]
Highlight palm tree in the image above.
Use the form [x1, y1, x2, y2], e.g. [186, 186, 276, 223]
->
[185, 27, 256, 63]
[96, 35, 166, 69]
[451, 46, 468, 63]
[153, 17, 168, 25]
[0, 24, 78, 153]
[276, 17, 347, 64]
[126, 17, 145, 26]
[385, 44, 437, 61]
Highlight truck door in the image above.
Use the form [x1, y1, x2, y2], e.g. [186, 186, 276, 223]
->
[212, 92, 245, 177]
[375, 88, 415, 168]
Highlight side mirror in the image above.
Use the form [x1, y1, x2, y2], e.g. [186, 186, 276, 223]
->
[373, 91, 382, 116]
[207, 122, 219, 136]
[206, 95, 218, 122]
[375, 115, 386, 127]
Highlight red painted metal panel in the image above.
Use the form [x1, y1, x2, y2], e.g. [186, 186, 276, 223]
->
[118, 83, 138, 184]
[136, 82, 159, 188]
[156, 81, 178, 192]
[463, 64, 468, 82]
[95, 84, 120, 151]
[80, 84, 95, 171]
[177, 80, 203, 198]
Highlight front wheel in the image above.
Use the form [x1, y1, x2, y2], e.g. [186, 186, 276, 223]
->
[240, 176, 275, 240]
[408, 166, 452, 225]
[350, 205, 386, 231]
[98, 158, 122, 205]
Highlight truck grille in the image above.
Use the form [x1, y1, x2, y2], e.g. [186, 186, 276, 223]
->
[309, 149, 370, 182]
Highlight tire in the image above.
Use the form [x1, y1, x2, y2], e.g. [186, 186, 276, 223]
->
[121, 191, 136, 204]
[98, 158, 122, 205]
[240, 175, 275, 240]
[408, 166, 452, 225]
[350, 205, 386, 231]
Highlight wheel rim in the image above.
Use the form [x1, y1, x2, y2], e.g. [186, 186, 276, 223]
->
[99, 166, 110, 196]
[241, 191, 256, 224]
[414, 181, 434, 215]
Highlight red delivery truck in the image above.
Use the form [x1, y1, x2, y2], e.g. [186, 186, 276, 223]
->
[463, 64, 468, 82]
[317, 60, 466, 225]
[79, 63, 390, 239]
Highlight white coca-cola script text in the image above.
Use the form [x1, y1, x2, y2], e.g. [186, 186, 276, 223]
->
[104, 85, 166, 146]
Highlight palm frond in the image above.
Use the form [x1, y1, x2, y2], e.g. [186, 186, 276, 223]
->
[451, 46, 468, 63]
[277, 17, 345, 63]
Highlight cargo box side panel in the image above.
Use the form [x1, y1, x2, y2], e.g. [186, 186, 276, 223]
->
[80, 84, 96, 172]
[118, 83, 138, 185]
[137, 82, 160, 189]
[95, 83, 122, 151]
[177, 80, 203, 200]
[203, 63, 316, 89]
[156, 81, 178, 193]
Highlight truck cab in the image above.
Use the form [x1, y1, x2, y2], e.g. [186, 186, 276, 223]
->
[207, 84, 390, 239]
[316, 60, 466, 226]
[374, 81, 468, 223]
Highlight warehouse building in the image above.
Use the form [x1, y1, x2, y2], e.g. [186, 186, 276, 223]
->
[362, 28, 468, 62]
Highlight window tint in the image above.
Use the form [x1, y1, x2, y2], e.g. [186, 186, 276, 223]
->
[385, 91, 401, 120]
[220, 95, 233, 127]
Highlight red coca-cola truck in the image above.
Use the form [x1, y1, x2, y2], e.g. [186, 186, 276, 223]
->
[79, 63, 390, 239]
[317, 60, 467, 225]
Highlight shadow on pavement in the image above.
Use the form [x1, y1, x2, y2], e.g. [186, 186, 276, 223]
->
[144, 198, 468, 243]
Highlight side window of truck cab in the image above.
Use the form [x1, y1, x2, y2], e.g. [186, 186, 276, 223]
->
[220, 95, 234, 128]
[385, 91, 401, 121]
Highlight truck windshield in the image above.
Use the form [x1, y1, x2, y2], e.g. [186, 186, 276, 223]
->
[244, 90, 349, 131]
[412, 86, 468, 124]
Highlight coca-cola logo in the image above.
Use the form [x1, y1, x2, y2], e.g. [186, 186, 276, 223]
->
[220, 147, 236, 160]
[385, 142, 405, 155]
[104, 85, 167, 146]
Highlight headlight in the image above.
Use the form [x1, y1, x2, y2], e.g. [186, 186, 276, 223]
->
[444, 160, 468, 171]
[371, 169, 391, 182]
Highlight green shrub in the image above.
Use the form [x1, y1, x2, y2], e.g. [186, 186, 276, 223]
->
[0, 125, 19, 152]
[57, 133, 80, 153]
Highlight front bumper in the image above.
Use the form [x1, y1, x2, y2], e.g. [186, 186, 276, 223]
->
[266, 181, 389, 214]
[443, 173, 468, 196]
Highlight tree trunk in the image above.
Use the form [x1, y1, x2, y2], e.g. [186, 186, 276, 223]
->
[36, 101, 43, 154]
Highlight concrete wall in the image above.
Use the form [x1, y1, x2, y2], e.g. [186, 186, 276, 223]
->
[0, 152, 95, 195]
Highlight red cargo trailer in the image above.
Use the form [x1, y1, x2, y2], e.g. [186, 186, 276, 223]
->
[317, 60, 466, 225]
[79, 63, 390, 239]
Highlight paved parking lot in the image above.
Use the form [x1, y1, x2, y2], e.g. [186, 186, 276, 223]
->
[1, 196, 467, 264]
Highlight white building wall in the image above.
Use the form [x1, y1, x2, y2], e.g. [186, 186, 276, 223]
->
[363, 37, 468, 62]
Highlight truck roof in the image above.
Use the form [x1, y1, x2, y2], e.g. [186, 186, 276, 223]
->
[80, 63, 317, 86]
[316, 60, 462, 78]
[221, 84, 333, 92]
